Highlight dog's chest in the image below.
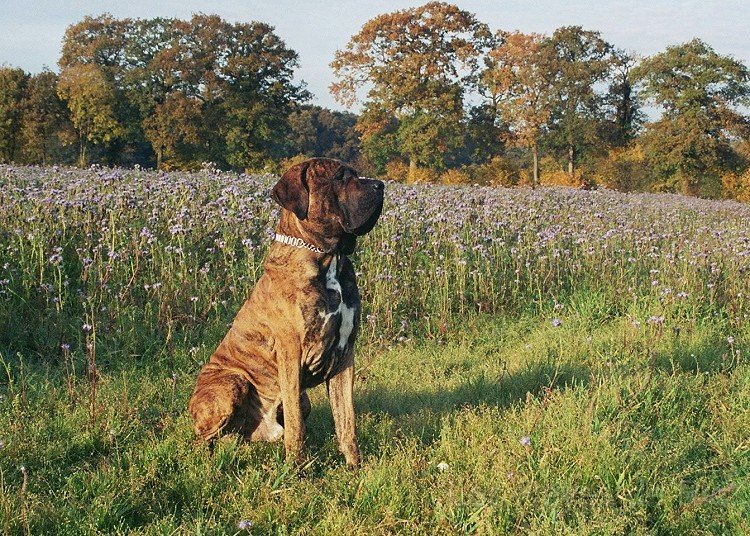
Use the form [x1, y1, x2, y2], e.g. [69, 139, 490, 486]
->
[301, 255, 359, 384]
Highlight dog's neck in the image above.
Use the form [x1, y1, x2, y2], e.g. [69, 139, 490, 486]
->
[273, 211, 356, 256]
[267, 234, 344, 284]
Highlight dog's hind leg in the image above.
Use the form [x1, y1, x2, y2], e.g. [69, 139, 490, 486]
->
[189, 365, 262, 441]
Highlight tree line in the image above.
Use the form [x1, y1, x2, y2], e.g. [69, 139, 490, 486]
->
[1, 3, 749, 199]
[0, 13, 358, 172]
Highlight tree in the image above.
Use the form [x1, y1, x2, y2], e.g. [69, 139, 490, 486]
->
[603, 49, 643, 146]
[287, 105, 360, 162]
[544, 26, 612, 178]
[142, 92, 201, 169]
[220, 18, 310, 170]
[331, 1, 491, 181]
[60, 14, 129, 75]
[60, 14, 148, 166]
[122, 17, 185, 104]
[461, 103, 507, 167]
[58, 14, 309, 169]
[0, 67, 28, 163]
[355, 105, 400, 175]
[633, 39, 750, 196]
[481, 31, 553, 186]
[57, 64, 123, 166]
[21, 70, 73, 164]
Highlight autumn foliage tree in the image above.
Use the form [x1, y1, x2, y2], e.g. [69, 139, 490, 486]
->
[0, 67, 28, 163]
[21, 71, 72, 164]
[481, 31, 553, 186]
[142, 92, 202, 169]
[57, 64, 123, 166]
[331, 1, 491, 181]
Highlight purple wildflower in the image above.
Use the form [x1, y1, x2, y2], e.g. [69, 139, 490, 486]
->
[237, 519, 254, 530]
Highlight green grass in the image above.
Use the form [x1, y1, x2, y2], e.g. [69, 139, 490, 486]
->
[1, 307, 748, 534]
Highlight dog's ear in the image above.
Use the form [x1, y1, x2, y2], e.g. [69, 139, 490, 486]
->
[271, 162, 309, 219]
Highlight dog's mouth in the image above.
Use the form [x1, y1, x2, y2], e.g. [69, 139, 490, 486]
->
[344, 195, 383, 236]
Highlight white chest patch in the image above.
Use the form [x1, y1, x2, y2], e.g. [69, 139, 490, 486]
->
[323, 255, 355, 350]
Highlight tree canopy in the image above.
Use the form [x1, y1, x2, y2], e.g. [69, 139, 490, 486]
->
[481, 31, 553, 185]
[633, 39, 750, 195]
[0, 67, 28, 163]
[55, 13, 311, 169]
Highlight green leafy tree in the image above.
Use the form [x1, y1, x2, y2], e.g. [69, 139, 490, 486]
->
[355, 105, 400, 175]
[57, 64, 123, 166]
[220, 18, 309, 170]
[633, 38, 750, 195]
[331, 1, 491, 181]
[0, 67, 28, 163]
[122, 17, 184, 102]
[460, 103, 507, 167]
[602, 49, 643, 146]
[395, 84, 466, 172]
[60, 14, 147, 165]
[544, 26, 612, 178]
[287, 105, 360, 162]
[58, 14, 307, 169]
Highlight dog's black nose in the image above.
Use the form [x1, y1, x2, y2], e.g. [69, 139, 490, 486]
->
[372, 180, 384, 191]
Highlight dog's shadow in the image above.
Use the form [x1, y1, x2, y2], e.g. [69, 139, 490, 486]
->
[304, 360, 591, 453]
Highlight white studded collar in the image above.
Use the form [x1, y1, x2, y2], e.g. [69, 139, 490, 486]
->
[273, 233, 329, 254]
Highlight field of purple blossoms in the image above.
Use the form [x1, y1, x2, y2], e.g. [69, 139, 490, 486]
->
[1, 164, 749, 357]
[1, 164, 749, 534]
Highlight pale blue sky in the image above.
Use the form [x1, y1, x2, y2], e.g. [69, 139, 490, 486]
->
[1, 0, 748, 111]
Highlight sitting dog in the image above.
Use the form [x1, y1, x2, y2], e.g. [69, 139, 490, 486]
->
[189, 158, 384, 466]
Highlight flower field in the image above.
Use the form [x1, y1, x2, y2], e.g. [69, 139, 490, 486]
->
[0, 165, 749, 534]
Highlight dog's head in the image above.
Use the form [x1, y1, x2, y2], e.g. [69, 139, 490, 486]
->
[271, 158, 384, 254]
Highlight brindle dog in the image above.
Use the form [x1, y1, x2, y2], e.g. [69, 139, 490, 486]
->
[189, 158, 384, 466]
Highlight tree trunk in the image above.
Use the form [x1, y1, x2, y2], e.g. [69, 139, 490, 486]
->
[532, 141, 539, 188]
[408, 156, 417, 183]
[680, 169, 700, 197]
[156, 147, 163, 170]
[78, 139, 87, 168]
[568, 143, 574, 177]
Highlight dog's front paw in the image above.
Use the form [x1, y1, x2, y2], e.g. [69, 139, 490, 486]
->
[343, 445, 361, 469]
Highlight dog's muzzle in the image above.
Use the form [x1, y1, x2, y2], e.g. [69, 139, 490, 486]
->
[344, 179, 384, 236]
